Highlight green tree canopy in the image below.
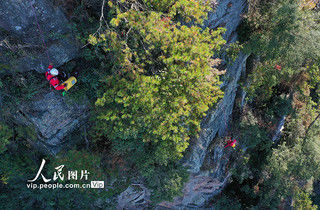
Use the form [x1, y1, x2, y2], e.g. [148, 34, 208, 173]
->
[91, 0, 226, 167]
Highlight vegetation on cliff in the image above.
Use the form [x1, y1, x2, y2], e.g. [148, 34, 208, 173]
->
[223, 0, 320, 208]
[1, 0, 320, 209]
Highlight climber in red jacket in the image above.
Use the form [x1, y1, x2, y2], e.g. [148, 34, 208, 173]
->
[275, 64, 282, 71]
[224, 138, 237, 149]
[45, 64, 66, 90]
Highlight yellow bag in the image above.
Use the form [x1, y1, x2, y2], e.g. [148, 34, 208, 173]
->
[62, 76, 77, 91]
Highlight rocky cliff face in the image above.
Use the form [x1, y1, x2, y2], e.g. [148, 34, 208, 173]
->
[0, 0, 86, 155]
[184, 0, 248, 174]
[11, 91, 89, 155]
[184, 53, 248, 174]
[2, 0, 249, 207]
[0, 0, 79, 73]
[177, 0, 248, 207]
[160, 0, 248, 208]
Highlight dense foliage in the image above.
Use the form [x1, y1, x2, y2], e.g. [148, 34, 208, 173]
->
[90, 0, 226, 182]
[1, 0, 320, 208]
[245, 0, 320, 100]
[230, 0, 320, 208]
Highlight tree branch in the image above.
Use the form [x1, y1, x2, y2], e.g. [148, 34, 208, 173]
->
[305, 112, 320, 137]
[82, 0, 110, 49]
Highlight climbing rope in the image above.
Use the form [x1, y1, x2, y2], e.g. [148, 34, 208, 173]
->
[30, 1, 52, 63]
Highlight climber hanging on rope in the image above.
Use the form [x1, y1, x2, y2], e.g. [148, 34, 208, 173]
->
[275, 64, 282, 71]
[45, 64, 66, 90]
[45, 64, 78, 96]
[224, 137, 237, 149]
[31, 0, 77, 95]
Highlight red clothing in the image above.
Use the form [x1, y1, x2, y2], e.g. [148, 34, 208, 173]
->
[45, 65, 65, 90]
[224, 139, 237, 148]
[275, 64, 282, 71]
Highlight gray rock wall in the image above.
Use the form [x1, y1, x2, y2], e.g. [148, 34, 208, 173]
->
[0, 0, 79, 73]
[158, 0, 249, 208]
[117, 184, 151, 209]
[184, 0, 248, 174]
[12, 91, 88, 155]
